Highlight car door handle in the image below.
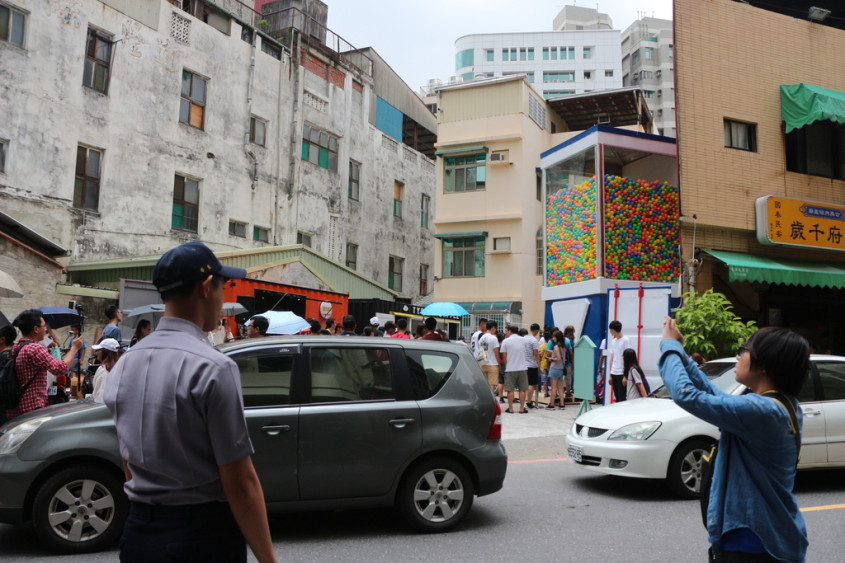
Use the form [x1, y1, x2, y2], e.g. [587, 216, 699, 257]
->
[261, 424, 291, 436]
[389, 418, 416, 428]
[802, 408, 822, 417]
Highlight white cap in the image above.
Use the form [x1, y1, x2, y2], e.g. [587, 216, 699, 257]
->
[369, 316, 380, 326]
[92, 338, 120, 352]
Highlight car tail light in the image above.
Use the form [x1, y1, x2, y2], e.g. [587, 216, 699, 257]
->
[487, 401, 502, 440]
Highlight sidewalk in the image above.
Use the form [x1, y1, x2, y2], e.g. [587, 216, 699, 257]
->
[500, 396, 595, 441]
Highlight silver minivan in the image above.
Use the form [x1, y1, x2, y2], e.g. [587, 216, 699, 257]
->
[0, 336, 507, 553]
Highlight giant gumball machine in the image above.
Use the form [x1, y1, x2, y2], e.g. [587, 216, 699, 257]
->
[540, 126, 681, 403]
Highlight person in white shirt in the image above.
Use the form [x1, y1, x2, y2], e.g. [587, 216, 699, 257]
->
[607, 320, 630, 402]
[478, 321, 501, 394]
[470, 318, 488, 357]
[521, 325, 541, 408]
[500, 325, 529, 413]
[91, 338, 121, 401]
[623, 348, 648, 400]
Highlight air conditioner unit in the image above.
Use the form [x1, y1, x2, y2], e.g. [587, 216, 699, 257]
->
[657, 90, 662, 97]
[490, 152, 507, 162]
[657, 109, 663, 116]
[656, 70, 662, 77]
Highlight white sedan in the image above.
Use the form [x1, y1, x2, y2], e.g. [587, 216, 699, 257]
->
[565, 355, 845, 498]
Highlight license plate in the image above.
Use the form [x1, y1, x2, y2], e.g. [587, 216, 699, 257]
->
[568, 445, 583, 463]
[47, 386, 58, 396]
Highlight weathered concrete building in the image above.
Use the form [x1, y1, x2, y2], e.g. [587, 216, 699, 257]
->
[0, 0, 436, 306]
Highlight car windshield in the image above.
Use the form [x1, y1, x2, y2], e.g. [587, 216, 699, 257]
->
[651, 362, 739, 398]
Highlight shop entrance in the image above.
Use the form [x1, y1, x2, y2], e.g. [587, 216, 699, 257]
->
[764, 285, 845, 355]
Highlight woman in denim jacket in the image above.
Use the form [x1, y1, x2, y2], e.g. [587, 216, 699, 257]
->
[659, 319, 808, 563]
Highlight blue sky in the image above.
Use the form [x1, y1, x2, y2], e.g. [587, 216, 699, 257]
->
[326, 0, 673, 92]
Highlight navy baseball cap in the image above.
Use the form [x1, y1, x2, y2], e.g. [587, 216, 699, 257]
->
[153, 241, 246, 292]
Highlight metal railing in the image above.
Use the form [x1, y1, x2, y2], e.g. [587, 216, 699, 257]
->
[260, 7, 373, 77]
[200, 1, 372, 77]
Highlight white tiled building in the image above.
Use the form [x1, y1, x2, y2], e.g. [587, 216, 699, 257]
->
[621, 17, 676, 137]
[453, 6, 623, 100]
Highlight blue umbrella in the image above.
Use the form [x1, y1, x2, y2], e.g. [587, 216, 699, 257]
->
[38, 306, 81, 329]
[420, 302, 469, 317]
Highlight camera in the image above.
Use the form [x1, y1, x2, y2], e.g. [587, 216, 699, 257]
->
[68, 330, 74, 337]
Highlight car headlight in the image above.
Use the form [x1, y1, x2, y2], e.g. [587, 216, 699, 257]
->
[607, 421, 661, 441]
[0, 416, 51, 455]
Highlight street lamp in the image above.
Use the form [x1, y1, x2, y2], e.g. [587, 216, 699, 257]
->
[808, 6, 831, 22]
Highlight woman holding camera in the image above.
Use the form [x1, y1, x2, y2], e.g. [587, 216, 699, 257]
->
[659, 318, 808, 562]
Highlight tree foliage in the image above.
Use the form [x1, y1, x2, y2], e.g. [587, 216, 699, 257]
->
[673, 289, 757, 360]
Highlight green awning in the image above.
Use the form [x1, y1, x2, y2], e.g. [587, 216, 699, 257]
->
[456, 301, 521, 314]
[433, 231, 488, 239]
[434, 145, 487, 156]
[781, 84, 845, 134]
[706, 250, 845, 289]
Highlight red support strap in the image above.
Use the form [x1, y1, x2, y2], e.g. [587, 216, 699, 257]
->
[637, 284, 644, 359]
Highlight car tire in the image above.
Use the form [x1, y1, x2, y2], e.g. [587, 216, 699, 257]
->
[32, 464, 128, 554]
[396, 457, 474, 532]
[667, 438, 714, 499]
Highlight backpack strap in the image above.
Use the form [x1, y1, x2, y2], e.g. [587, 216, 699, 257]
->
[762, 390, 802, 465]
[11, 342, 40, 394]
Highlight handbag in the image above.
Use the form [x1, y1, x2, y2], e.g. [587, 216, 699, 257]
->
[474, 340, 488, 363]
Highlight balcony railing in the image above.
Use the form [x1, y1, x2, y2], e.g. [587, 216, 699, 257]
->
[196, 1, 372, 77]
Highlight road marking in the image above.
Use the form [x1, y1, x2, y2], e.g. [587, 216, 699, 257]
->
[509, 458, 567, 464]
[801, 503, 845, 513]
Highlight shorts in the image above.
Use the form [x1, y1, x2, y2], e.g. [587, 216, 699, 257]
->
[482, 365, 499, 387]
[548, 367, 564, 381]
[504, 370, 529, 392]
[526, 367, 539, 386]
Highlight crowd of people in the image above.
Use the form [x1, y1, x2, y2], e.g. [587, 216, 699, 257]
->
[470, 319, 576, 412]
[465, 318, 658, 411]
[0, 303, 161, 424]
[0, 301, 657, 427]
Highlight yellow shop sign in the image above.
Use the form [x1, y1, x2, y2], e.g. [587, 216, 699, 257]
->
[756, 196, 845, 251]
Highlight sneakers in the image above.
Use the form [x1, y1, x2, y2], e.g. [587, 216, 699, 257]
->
[545, 405, 556, 410]
[526, 401, 536, 409]
[544, 393, 550, 398]
[499, 397, 506, 403]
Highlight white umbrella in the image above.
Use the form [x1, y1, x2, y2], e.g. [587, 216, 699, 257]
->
[249, 310, 310, 335]
[222, 302, 248, 316]
[123, 304, 165, 329]
[0, 268, 24, 298]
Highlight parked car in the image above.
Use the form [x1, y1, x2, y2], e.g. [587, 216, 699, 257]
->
[566, 355, 845, 498]
[0, 337, 507, 553]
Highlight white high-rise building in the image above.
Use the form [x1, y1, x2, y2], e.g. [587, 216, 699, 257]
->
[453, 6, 623, 99]
[621, 17, 676, 137]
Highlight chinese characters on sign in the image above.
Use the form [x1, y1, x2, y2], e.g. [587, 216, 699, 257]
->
[756, 196, 845, 252]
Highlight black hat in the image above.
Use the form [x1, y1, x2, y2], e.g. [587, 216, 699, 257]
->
[153, 241, 246, 292]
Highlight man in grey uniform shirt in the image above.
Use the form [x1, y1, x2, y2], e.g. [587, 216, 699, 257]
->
[104, 241, 276, 563]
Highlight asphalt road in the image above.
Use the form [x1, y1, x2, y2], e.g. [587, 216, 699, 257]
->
[2, 402, 844, 561]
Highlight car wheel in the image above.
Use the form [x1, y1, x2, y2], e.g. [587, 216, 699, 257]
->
[397, 457, 474, 532]
[32, 464, 128, 554]
[667, 438, 714, 499]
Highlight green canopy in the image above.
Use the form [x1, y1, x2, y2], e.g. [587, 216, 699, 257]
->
[706, 250, 845, 289]
[781, 84, 845, 134]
